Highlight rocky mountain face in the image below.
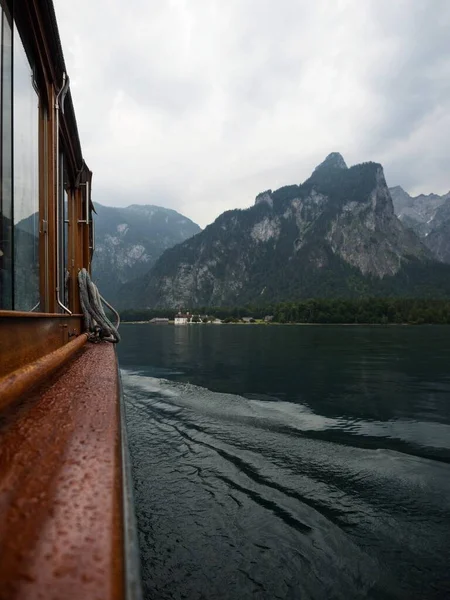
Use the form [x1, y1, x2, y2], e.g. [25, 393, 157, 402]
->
[92, 203, 201, 304]
[425, 202, 450, 263]
[390, 186, 450, 262]
[126, 153, 446, 309]
[0, 214, 39, 310]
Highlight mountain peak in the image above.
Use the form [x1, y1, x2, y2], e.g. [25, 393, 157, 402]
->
[389, 185, 409, 198]
[314, 152, 348, 172]
[255, 190, 273, 207]
[91, 203, 201, 306]
[124, 153, 439, 308]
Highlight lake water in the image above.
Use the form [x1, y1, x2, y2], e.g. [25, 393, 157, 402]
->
[118, 324, 450, 600]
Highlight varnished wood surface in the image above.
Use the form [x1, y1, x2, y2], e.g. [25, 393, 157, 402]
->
[0, 314, 83, 378]
[0, 333, 88, 410]
[0, 311, 83, 318]
[0, 342, 124, 600]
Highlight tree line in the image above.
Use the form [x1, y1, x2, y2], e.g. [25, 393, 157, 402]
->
[120, 298, 450, 324]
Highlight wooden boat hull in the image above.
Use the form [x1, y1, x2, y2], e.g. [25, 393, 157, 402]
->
[0, 339, 140, 599]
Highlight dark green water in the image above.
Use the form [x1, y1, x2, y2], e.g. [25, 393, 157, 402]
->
[119, 324, 450, 600]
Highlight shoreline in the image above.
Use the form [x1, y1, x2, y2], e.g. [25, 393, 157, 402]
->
[120, 321, 446, 326]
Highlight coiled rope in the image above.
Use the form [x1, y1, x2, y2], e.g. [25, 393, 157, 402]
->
[78, 268, 121, 343]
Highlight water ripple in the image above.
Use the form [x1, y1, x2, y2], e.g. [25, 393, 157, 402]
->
[122, 343, 450, 600]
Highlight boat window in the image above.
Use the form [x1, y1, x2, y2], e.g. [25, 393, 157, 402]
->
[0, 4, 13, 309]
[64, 186, 69, 306]
[58, 152, 70, 309]
[13, 24, 39, 310]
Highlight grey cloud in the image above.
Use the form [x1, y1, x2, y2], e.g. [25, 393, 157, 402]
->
[93, 183, 180, 213]
[54, 0, 450, 227]
[105, 55, 211, 116]
[361, 2, 450, 145]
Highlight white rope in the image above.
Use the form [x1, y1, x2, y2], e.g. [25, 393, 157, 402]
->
[78, 268, 121, 343]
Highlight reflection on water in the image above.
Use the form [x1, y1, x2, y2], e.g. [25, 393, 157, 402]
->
[120, 325, 450, 600]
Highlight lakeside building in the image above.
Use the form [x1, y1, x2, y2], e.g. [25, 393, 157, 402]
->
[175, 312, 190, 324]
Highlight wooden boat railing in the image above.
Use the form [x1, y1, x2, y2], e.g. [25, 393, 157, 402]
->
[0, 317, 142, 600]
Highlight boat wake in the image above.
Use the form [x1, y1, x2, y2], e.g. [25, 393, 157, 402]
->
[122, 369, 450, 600]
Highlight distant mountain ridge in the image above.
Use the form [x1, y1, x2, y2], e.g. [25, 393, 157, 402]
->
[122, 153, 450, 309]
[92, 203, 201, 304]
[390, 186, 450, 263]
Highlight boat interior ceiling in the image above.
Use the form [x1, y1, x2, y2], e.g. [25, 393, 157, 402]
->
[0, 1, 134, 598]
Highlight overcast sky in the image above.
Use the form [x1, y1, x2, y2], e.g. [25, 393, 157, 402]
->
[55, 0, 450, 228]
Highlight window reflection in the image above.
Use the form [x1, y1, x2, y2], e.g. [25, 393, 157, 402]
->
[63, 181, 69, 307]
[57, 153, 70, 309]
[0, 5, 12, 309]
[13, 25, 39, 310]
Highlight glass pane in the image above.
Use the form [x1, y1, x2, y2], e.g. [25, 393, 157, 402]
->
[63, 186, 69, 307]
[57, 153, 69, 310]
[13, 25, 39, 310]
[0, 7, 13, 309]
